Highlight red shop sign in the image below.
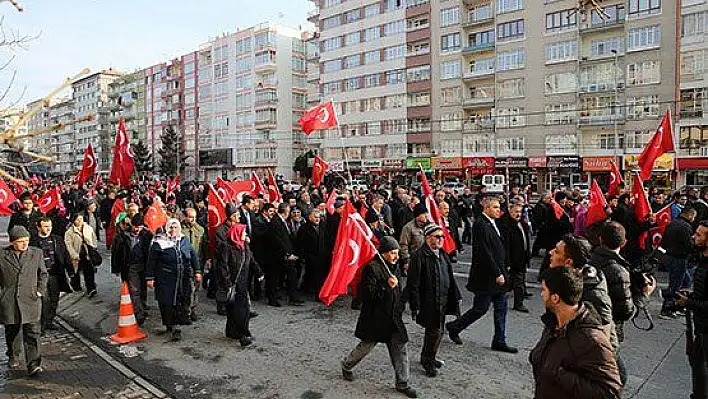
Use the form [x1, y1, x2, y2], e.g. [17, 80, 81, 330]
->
[463, 157, 495, 175]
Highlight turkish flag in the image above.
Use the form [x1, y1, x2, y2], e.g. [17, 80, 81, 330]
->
[95, 174, 104, 188]
[312, 156, 328, 187]
[251, 172, 267, 198]
[649, 204, 673, 248]
[109, 118, 135, 188]
[632, 173, 651, 223]
[585, 179, 608, 227]
[145, 199, 168, 233]
[215, 176, 235, 203]
[298, 101, 338, 135]
[106, 198, 126, 247]
[637, 110, 674, 181]
[419, 166, 456, 254]
[267, 169, 282, 203]
[11, 180, 23, 199]
[325, 190, 337, 215]
[550, 199, 565, 220]
[38, 186, 61, 214]
[207, 184, 226, 257]
[607, 160, 623, 197]
[77, 144, 97, 187]
[319, 200, 377, 306]
[229, 180, 257, 203]
[0, 179, 18, 216]
[166, 176, 180, 199]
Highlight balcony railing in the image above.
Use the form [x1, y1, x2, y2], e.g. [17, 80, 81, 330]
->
[463, 68, 495, 80]
[463, 119, 495, 131]
[462, 42, 495, 55]
[463, 9, 493, 28]
[578, 81, 625, 93]
[578, 114, 625, 125]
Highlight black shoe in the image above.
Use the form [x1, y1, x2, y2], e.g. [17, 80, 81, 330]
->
[190, 313, 198, 322]
[87, 289, 97, 299]
[28, 365, 43, 376]
[8, 357, 19, 368]
[170, 329, 182, 342]
[288, 299, 304, 307]
[433, 358, 445, 369]
[249, 310, 259, 318]
[424, 365, 438, 378]
[239, 337, 252, 347]
[342, 367, 354, 381]
[268, 299, 282, 307]
[524, 292, 533, 298]
[445, 323, 463, 345]
[491, 343, 518, 354]
[396, 387, 418, 398]
[513, 305, 530, 313]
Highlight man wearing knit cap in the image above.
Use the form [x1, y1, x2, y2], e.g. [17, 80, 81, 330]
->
[0, 226, 48, 375]
[399, 203, 429, 271]
[341, 236, 418, 398]
[406, 223, 461, 377]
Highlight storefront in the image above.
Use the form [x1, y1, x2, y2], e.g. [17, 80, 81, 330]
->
[383, 159, 406, 185]
[581, 156, 620, 190]
[528, 157, 547, 192]
[546, 156, 582, 190]
[494, 157, 530, 188]
[677, 157, 708, 187]
[623, 154, 674, 189]
[431, 157, 463, 181]
[463, 156, 495, 186]
[405, 157, 431, 171]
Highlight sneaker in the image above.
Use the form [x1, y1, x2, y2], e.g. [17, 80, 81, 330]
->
[433, 358, 445, 368]
[87, 289, 97, 299]
[491, 343, 519, 354]
[396, 387, 418, 398]
[658, 311, 677, 320]
[675, 309, 687, 317]
[28, 365, 43, 376]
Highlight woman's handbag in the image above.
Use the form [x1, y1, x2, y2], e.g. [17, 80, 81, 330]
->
[81, 233, 103, 266]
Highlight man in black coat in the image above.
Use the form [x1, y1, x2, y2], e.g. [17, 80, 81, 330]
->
[266, 203, 303, 307]
[297, 209, 327, 297]
[30, 217, 73, 333]
[538, 192, 573, 278]
[8, 193, 42, 238]
[501, 202, 531, 312]
[447, 196, 518, 354]
[341, 237, 418, 398]
[238, 195, 256, 236]
[214, 202, 240, 315]
[661, 207, 697, 318]
[406, 224, 461, 378]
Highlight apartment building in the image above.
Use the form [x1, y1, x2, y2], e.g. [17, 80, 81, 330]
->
[310, 0, 678, 189]
[50, 99, 77, 174]
[108, 70, 147, 154]
[677, 0, 708, 186]
[196, 23, 309, 181]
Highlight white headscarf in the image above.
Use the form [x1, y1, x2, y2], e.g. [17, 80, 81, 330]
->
[154, 218, 184, 249]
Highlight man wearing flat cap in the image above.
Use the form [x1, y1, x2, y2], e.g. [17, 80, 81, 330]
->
[0, 226, 48, 375]
[405, 224, 461, 378]
[341, 237, 418, 398]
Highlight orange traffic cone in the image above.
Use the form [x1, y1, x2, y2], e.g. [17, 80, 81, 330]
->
[110, 282, 148, 344]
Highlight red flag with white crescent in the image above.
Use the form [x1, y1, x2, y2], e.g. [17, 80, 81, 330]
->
[109, 118, 135, 188]
[267, 169, 282, 204]
[298, 101, 338, 135]
[38, 186, 61, 214]
[637, 110, 674, 181]
[106, 198, 126, 247]
[607, 160, 623, 197]
[0, 179, 18, 216]
[647, 204, 673, 249]
[325, 190, 337, 215]
[215, 177, 235, 203]
[312, 156, 328, 187]
[77, 143, 97, 187]
[585, 179, 608, 227]
[419, 166, 456, 253]
[228, 180, 257, 203]
[250, 172, 267, 198]
[144, 198, 168, 233]
[207, 184, 227, 257]
[632, 173, 651, 223]
[166, 176, 180, 198]
[319, 200, 377, 306]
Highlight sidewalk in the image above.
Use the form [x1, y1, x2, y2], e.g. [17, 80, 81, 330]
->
[1, 323, 163, 399]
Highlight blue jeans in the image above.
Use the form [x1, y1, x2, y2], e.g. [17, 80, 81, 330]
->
[662, 255, 691, 311]
[448, 292, 508, 345]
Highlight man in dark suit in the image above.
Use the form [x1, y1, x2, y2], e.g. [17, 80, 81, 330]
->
[214, 202, 240, 315]
[446, 196, 518, 353]
[297, 209, 327, 297]
[501, 202, 531, 313]
[238, 195, 256, 237]
[267, 203, 304, 307]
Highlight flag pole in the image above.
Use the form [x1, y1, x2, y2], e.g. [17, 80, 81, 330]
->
[329, 98, 353, 182]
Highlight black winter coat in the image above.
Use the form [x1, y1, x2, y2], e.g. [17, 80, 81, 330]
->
[296, 221, 326, 274]
[267, 216, 295, 269]
[111, 230, 153, 279]
[8, 210, 41, 238]
[406, 244, 461, 329]
[588, 246, 634, 323]
[661, 217, 694, 259]
[501, 216, 531, 272]
[468, 215, 507, 294]
[688, 254, 708, 333]
[354, 258, 408, 343]
[29, 234, 73, 294]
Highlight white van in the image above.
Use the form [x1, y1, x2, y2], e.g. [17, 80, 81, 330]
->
[482, 174, 505, 194]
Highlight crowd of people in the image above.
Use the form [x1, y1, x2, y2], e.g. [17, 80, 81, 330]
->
[3, 176, 708, 398]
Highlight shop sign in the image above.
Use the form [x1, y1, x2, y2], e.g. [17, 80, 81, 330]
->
[528, 157, 547, 168]
[494, 157, 528, 169]
[431, 157, 462, 170]
[383, 159, 404, 170]
[582, 156, 619, 172]
[677, 157, 708, 170]
[405, 157, 431, 170]
[547, 156, 580, 169]
[330, 161, 345, 172]
[362, 160, 382, 169]
[623, 154, 673, 171]
[463, 157, 495, 175]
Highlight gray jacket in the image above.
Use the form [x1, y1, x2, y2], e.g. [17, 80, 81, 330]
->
[399, 219, 427, 265]
[0, 246, 48, 325]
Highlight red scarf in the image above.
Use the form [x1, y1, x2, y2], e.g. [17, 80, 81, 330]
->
[228, 223, 247, 250]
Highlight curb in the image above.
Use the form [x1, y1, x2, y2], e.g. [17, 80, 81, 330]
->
[55, 317, 171, 399]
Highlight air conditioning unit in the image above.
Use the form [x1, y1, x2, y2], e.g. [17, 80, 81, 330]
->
[701, 147, 708, 157]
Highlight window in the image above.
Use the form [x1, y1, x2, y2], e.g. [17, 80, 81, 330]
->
[596, 133, 624, 150]
[627, 95, 659, 120]
[683, 11, 708, 38]
[470, 30, 495, 47]
[385, 94, 406, 108]
[497, 108, 525, 128]
[627, 61, 660, 85]
[323, 81, 340, 94]
[384, 21, 405, 36]
[364, 73, 380, 88]
[362, 97, 382, 112]
[323, 15, 341, 29]
[579, 62, 623, 88]
[365, 4, 379, 17]
[469, 58, 495, 75]
[591, 37, 624, 57]
[546, 9, 577, 32]
[497, 137, 525, 154]
[625, 130, 651, 149]
[322, 37, 342, 52]
[627, 26, 660, 51]
[364, 27, 380, 42]
[408, 92, 431, 107]
[440, 139, 462, 155]
[345, 77, 360, 91]
[385, 0, 404, 12]
[681, 88, 706, 118]
[385, 70, 405, 85]
[580, 95, 622, 121]
[497, 78, 524, 99]
[407, 65, 431, 83]
[497, 20, 525, 42]
[545, 104, 576, 125]
[464, 134, 494, 154]
[590, 4, 625, 27]
[682, 50, 707, 80]
[345, 32, 361, 45]
[291, 57, 306, 72]
[545, 135, 577, 154]
[408, 41, 430, 55]
[441, 33, 461, 52]
[441, 112, 463, 131]
[408, 118, 431, 133]
[545, 40, 578, 63]
[497, 0, 523, 14]
[234, 57, 252, 73]
[365, 122, 381, 136]
[407, 16, 429, 30]
[497, 49, 525, 71]
[345, 9, 361, 23]
[628, 0, 660, 18]
[545, 72, 578, 94]
[406, 0, 428, 8]
[441, 86, 461, 106]
[364, 51, 380, 64]
[385, 45, 406, 60]
[470, 5, 491, 22]
[441, 7, 460, 27]
[440, 60, 461, 80]
[345, 55, 361, 69]
[323, 59, 341, 73]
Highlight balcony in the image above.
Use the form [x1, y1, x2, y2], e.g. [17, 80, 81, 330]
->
[255, 62, 277, 73]
[255, 119, 277, 129]
[307, 8, 319, 22]
[462, 42, 495, 55]
[307, 93, 323, 103]
[463, 10, 493, 28]
[306, 50, 320, 61]
[578, 114, 625, 126]
[578, 82, 625, 93]
[463, 87, 495, 108]
[463, 68, 495, 81]
[463, 118, 495, 132]
[579, 13, 625, 33]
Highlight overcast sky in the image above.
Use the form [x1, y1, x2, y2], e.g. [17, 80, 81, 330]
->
[0, 0, 313, 107]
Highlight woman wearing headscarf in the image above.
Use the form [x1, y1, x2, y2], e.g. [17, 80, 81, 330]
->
[146, 218, 200, 342]
[218, 223, 263, 347]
